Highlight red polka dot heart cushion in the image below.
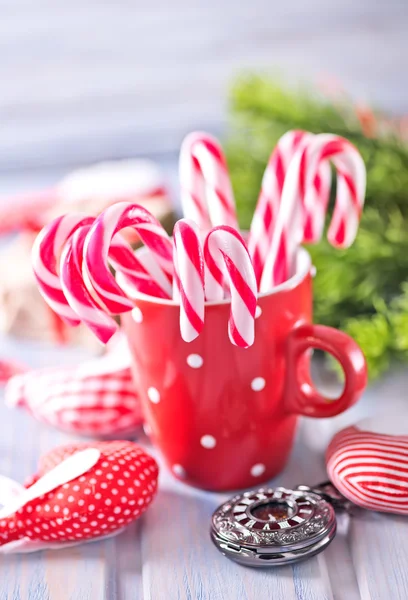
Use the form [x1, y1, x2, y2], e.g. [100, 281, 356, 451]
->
[326, 417, 408, 515]
[0, 441, 158, 553]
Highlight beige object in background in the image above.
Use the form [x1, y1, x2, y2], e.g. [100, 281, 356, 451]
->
[47, 159, 174, 229]
[0, 159, 175, 236]
[0, 234, 101, 348]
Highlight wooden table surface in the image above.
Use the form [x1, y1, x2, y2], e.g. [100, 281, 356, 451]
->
[1, 332, 408, 600]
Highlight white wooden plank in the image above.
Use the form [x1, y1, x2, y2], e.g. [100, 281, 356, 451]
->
[1, 347, 408, 597]
[0, 1, 407, 169]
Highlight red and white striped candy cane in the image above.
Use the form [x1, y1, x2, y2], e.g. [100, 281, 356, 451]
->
[260, 134, 366, 291]
[83, 202, 174, 315]
[33, 212, 171, 342]
[32, 214, 94, 325]
[179, 132, 238, 230]
[248, 131, 331, 284]
[108, 236, 172, 300]
[173, 219, 205, 343]
[204, 226, 257, 348]
[60, 224, 119, 343]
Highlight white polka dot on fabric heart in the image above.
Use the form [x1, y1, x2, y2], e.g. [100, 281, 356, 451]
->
[255, 306, 262, 319]
[200, 435, 216, 449]
[251, 463, 266, 477]
[147, 387, 160, 404]
[186, 354, 204, 369]
[143, 423, 152, 437]
[172, 464, 186, 478]
[132, 307, 144, 323]
[251, 377, 266, 392]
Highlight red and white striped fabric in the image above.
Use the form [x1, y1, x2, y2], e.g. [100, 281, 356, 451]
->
[0, 360, 28, 385]
[248, 130, 331, 284]
[5, 346, 143, 437]
[179, 132, 238, 231]
[0, 441, 158, 553]
[204, 226, 257, 348]
[327, 422, 408, 515]
[260, 134, 366, 291]
[173, 219, 205, 343]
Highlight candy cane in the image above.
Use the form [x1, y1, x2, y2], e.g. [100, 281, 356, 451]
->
[204, 226, 257, 348]
[83, 202, 173, 314]
[60, 225, 119, 343]
[32, 214, 94, 325]
[260, 134, 366, 292]
[248, 131, 331, 284]
[173, 219, 205, 343]
[33, 212, 171, 339]
[179, 132, 238, 230]
[108, 237, 172, 300]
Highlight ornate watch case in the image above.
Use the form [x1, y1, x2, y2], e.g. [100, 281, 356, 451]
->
[211, 485, 338, 567]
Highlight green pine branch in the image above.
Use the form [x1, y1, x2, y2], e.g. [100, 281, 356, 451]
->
[225, 75, 408, 379]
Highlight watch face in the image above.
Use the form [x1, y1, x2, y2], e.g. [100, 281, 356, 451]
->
[224, 488, 315, 532]
[250, 499, 295, 522]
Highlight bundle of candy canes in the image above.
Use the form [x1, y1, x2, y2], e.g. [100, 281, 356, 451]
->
[32, 131, 366, 350]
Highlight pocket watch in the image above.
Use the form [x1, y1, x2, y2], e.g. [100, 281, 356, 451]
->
[211, 482, 353, 567]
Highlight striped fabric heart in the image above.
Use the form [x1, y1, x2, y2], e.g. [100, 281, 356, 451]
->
[326, 422, 408, 515]
[4, 346, 143, 437]
[0, 440, 158, 553]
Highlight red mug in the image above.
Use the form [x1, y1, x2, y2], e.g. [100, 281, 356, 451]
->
[120, 248, 367, 491]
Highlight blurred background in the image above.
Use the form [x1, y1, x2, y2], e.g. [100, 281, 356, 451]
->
[1, 1, 407, 174]
[1, 0, 408, 378]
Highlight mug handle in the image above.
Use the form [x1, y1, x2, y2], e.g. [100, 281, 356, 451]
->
[284, 323, 368, 418]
